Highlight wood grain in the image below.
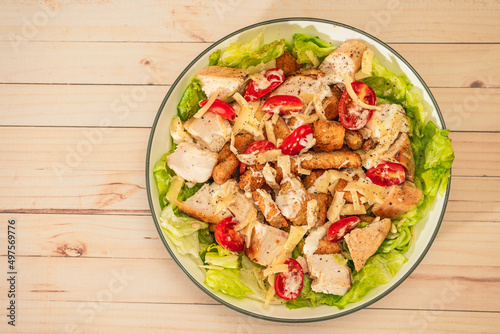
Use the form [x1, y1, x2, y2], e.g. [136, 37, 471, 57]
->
[1, 85, 499, 131]
[1, 42, 499, 87]
[0, 0, 499, 43]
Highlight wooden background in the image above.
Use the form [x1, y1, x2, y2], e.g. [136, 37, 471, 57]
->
[1, 0, 499, 333]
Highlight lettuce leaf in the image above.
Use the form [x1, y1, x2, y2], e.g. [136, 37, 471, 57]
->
[204, 268, 253, 299]
[177, 78, 206, 121]
[213, 32, 287, 69]
[291, 33, 336, 65]
[200, 243, 240, 269]
[153, 152, 175, 210]
[159, 205, 208, 259]
[208, 49, 221, 66]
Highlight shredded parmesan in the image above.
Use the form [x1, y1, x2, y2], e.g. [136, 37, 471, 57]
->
[262, 264, 289, 276]
[277, 155, 291, 177]
[343, 75, 382, 111]
[361, 49, 374, 76]
[340, 203, 366, 215]
[265, 120, 277, 146]
[271, 113, 280, 124]
[307, 199, 319, 228]
[193, 88, 221, 118]
[351, 190, 362, 211]
[294, 113, 319, 124]
[343, 181, 386, 204]
[312, 95, 327, 120]
[262, 163, 279, 190]
[305, 50, 320, 67]
[264, 275, 276, 308]
[327, 191, 345, 222]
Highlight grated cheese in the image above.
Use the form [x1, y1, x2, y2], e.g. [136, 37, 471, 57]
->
[264, 275, 276, 308]
[343, 75, 382, 111]
[305, 50, 320, 67]
[271, 113, 280, 124]
[307, 199, 319, 228]
[312, 95, 327, 120]
[343, 180, 386, 204]
[193, 88, 221, 118]
[265, 120, 277, 146]
[262, 163, 279, 190]
[277, 155, 291, 177]
[327, 191, 345, 222]
[351, 190, 362, 211]
[361, 49, 374, 76]
[294, 113, 319, 124]
[262, 264, 289, 276]
[340, 203, 366, 215]
[170, 115, 193, 144]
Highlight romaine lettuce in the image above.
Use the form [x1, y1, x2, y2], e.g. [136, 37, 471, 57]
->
[200, 243, 240, 269]
[153, 152, 175, 210]
[204, 268, 253, 299]
[291, 33, 336, 65]
[177, 78, 206, 121]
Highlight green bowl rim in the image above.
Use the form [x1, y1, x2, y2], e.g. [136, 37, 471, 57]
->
[145, 17, 451, 323]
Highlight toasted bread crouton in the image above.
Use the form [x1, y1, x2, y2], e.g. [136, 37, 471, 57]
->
[362, 138, 376, 152]
[344, 130, 364, 151]
[275, 51, 301, 76]
[276, 176, 310, 226]
[323, 86, 343, 120]
[345, 218, 392, 271]
[313, 120, 345, 152]
[212, 135, 253, 185]
[319, 40, 367, 87]
[252, 189, 289, 229]
[196, 66, 248, 99]
[245, 222, 289, 266]
[238, 164, 266, 192]
[300, 148, 362, 170]
[273, 116, 291, 142]
[177, 183, 232, 224]
[371, 181, 423, 219]
[314, 235, 342, 255]
[275, 156, 300, 184]
[309, 193, 331, 226]
[303, 170, 326, 190]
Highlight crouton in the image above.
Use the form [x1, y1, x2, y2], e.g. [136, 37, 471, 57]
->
[314, 235, 342, 255]
[362, 138, 376, 152]
[313, 120, 345, 152]
[275, 51, 301, 76]
[335, 179, 363, 203]
[303, 170, 326, 190]
[252, 189, 289, 229]
[273, 116, 291, 142]
[323, 86, 343, 120]
[344, 130, 364, 151]
[275, 156, 300, 184]
[300, 148, 362, 170]
[212, 135, 253, 185]
[238, 164, 266, 192]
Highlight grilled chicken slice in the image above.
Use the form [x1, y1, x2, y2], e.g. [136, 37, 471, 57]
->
[371, 181, 423, 219]
[245, 222, 289, 266]
[382, 132, 416, 181]
[306, 253, 352, 296]
[196, 66, 248, 99]
[270, 75, 332, 102]
[167, 142, 218, 183]
[276, 176, 310, 226]
[184, 111, 232, 152]
[345, 217, 392, 271]
[176, 182, 231, 225]
[319, 40, 367, 88]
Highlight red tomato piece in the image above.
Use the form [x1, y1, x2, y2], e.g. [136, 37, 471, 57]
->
[244, 68, 285, 101]
[214, 217, 245, 252]
[239, 140, 276, 175]
[366, 162, 406, 186]
[279, 124, 314, 156]
[274, 258, 304, 301]
[262, 95, 303, 115]
[199, 99, 237, 121]
[327, 216, 361, 243]
[338, 81, 377, 130]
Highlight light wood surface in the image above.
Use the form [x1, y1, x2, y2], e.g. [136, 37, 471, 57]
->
[1, 1, 499, 333]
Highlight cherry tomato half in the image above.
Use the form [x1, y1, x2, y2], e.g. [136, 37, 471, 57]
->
[338, 81, 377, 130]
[214, 217, 245, 252]
[239, 140, 276, 175]
[274, 258, 304, 301]
[199, 99, 237, 121]
[327, 216, 361, 243]
[366, 162, 406, 187]
[244, 68, 285, 101]
[261, 95, 303, 115]
[279, 124, 314, 156]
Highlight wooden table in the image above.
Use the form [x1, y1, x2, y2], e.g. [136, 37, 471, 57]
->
[1, 1, 499, 333]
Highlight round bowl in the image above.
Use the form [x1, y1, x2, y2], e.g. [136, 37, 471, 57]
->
[146, 18, 450, 322]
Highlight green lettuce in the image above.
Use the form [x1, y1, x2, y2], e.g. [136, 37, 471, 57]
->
[212, 32, 287, 69]
[291, 33, 336, 65]
[208, 49, 221, 66]
[159, 205, 208, 259]
[177, 78, 206, 121]
[200, 243, 240, 269]
[204, 268, 253, 299]
[153, 152, 175, 210]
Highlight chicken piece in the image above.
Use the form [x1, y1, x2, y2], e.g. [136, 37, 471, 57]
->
[275, 51, 301, 76]
[309, 193, 331, 226]
[319, 40, 367, 87]
[196, 66, 248, 99]
[323, 86, 343, 120]
[274, 156, 300, 184]
[276, 176, 310, 226]
[335, 179, 363, 203]
[314, 235, 342, 255]
[292, 68, 325, 80]
[212, 135, 253, 184]
[300, 148, 362, 170]
[306, 253, 352, 295]
[167, 142, 219, 183]
[273, 116, 291, 142]
[184, 111, 232, 152]
[345, 217, 392, 271]
[382, 132, 416, 181]
[238, 164, 265, 192]
[313, 120, 345, 152]
[226, 191, 256, 224]
[344, 130, 364, 151]
[252, 189, 289, 229]
[303, 170, 326, 190]
[270, 75, 332, 102]
[245, 222, 289, 266]
[176, 183, 232, 224]
[371, 181, 423, 219]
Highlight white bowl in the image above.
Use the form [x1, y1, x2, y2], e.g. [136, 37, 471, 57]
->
[146, 18, 450, 322]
